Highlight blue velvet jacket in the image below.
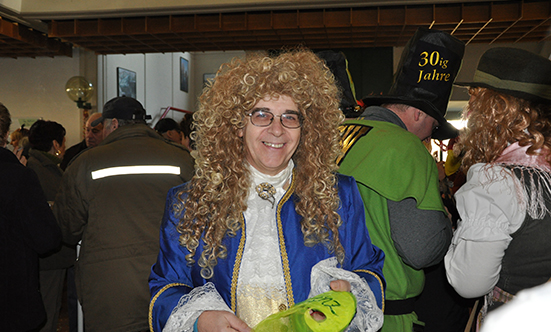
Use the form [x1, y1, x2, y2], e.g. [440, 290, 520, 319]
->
[149, 173, 385, 332]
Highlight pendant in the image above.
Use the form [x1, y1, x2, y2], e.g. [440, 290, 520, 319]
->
[256, 182, 276, 208]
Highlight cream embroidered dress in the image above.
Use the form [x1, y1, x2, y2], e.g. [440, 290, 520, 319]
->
[235, 160, 294, 326]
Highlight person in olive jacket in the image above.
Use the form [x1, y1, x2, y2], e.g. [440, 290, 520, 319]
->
[54, 97, 195, 332]
[0, 102, 62, 332]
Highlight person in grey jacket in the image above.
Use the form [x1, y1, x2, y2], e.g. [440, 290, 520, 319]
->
[54, 96, 195, 332]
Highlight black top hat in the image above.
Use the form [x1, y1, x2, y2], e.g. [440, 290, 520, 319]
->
[316, 50, 359, 117]
[362, 27, 465, 140]
[91, 96, 150, 127]
[455, 47, 551, 105]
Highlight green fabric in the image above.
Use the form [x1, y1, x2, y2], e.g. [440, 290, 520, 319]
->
[340, 120, 445, 211]
[253, 291, 356, 332]
[382, 313, 424, 332]
[338, 119, 445, 332]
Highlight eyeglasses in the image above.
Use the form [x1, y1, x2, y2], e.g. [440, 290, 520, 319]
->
[247, 109, 303, 129]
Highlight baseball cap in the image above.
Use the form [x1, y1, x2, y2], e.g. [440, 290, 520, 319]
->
[91, 96, 150, 126]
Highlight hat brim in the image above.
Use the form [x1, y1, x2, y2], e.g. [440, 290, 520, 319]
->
[454, 81, 551, 105]
[432, 120, 459, 140]
[90, 116, 104, 127]
[362, 95, 459, 140]
[362, 95, 445, 123]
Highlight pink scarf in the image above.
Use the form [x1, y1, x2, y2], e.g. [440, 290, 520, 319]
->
[494, 142, 551, 170]
[489, 142, 551, 220]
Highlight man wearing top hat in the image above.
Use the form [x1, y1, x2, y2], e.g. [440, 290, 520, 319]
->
[338, 27, 464, 332]
[53, 96, 194, 332]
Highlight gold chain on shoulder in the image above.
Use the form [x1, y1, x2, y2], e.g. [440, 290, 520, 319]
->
[337, 124, 371, 165]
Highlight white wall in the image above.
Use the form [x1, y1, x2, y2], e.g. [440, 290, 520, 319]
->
[190, 50, 246, 115]
[0, 47, 95, 148]
[0, 48, 243, 149]
[97, 52, 193, 128]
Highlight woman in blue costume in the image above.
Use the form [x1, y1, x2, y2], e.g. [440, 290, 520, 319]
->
[149, 49, 385, 332]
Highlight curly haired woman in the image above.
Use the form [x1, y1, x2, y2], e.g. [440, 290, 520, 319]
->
[444, 47, 551, 328]
[149, 49, 385, 332]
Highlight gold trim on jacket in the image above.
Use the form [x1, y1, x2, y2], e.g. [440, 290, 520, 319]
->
[149, 282, 190, 332]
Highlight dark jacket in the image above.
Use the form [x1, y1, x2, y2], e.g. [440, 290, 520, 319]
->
[0, 147, 62, 331]
[54, 124, 195, 332]
[60, 139, 88, 171]
[27, 148, 76, 270]
[497, 168, 551, 296]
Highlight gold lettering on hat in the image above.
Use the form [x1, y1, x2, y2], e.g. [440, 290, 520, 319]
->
[417, 51, 451, 83]
[417, 70, 451, 83]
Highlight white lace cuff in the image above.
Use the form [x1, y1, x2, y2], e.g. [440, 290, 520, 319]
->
[308, 258, 384, 332]
[163, 282, 233, 332]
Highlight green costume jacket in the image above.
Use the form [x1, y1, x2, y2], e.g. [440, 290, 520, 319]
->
[338, 110, 447, 332]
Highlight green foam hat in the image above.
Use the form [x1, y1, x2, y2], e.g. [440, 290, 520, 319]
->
[253, 291, 356, 332]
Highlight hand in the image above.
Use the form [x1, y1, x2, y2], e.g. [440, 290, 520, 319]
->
[330, 279, 351, 292]
[13, 146, 27, 166]
[197, 310, 251, 332]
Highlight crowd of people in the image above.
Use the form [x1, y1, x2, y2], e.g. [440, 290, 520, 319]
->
[2, 26, 551, 332]
[1, 98, 195, 332]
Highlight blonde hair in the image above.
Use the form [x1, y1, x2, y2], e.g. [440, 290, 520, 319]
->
[175, 49, 345, 279]
[460, 87, 551, 171]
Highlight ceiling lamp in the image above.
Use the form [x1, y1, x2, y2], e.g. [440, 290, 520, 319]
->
[65, 76, 94, 109]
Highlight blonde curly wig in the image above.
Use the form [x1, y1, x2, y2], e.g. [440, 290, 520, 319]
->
[460, 87, 551, 171]
[175, 49, 346, 279]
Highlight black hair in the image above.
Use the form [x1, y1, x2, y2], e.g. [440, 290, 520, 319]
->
[179, 113, 193, 139]
[28, 120, 66, 152]
[179, 113, 195, 150]
[154, 118, 180, 134]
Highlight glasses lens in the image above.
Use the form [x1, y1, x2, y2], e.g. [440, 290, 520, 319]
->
[250, 110, 273, 127]
[249, 110, 302, 128]
[281, 113, 301, 128]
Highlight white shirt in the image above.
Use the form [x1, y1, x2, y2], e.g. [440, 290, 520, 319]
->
[236, 160, 293, 327]
[444, 163, 526, 298]
[481, 282, 551, 332]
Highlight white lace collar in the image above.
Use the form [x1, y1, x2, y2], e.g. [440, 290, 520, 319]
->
[248, 159, 294, 192]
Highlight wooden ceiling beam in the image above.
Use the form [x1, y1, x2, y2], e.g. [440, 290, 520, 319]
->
[1, 16, 72, 57]
[44, 1, 551, 56]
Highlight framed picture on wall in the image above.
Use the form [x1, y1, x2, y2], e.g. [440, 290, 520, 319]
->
[117, 67, 136, 99]
[180, 57, 189, 93]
